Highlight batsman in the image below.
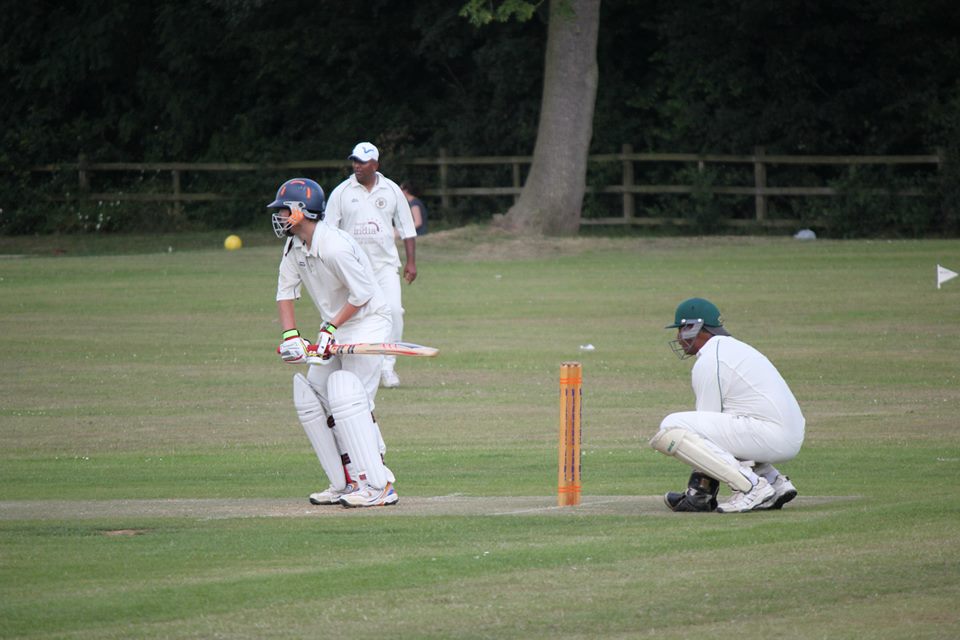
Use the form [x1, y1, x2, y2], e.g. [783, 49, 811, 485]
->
[650, 298, 805, 513]
[269, 177, 399, 508]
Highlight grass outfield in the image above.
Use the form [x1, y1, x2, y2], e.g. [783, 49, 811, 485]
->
[1, 228, 959, 638]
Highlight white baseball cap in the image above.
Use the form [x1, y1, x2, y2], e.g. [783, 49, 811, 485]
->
[348, 142, 379, 163]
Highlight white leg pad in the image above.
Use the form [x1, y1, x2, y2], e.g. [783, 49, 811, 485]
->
[328, 370, 389, 489]
[371, 418, 393, 482]
[293, 373, 346, 490]
[375, 421, 387, 456]
[650, 427, 752, 493]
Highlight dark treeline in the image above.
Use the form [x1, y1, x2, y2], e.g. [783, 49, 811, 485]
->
[2, 0, 959, 234]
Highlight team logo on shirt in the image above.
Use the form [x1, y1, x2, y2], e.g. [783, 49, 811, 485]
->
[375, 197, 387, 209]
[353, 220, 382, 240]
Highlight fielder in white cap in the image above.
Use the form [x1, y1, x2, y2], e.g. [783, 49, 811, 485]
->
[324, 142, 418, 389]
[650, 297, 805, 513]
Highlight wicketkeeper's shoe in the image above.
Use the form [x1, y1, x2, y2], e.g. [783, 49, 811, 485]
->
[309, 482, 358, 505]
[716, 477, 776, 513]
[664, 492, 716, 512]
[664, 471, 720, 512]
[339, 482, 399, 508]
[767, 475, 798, 509]
[380, 369, 400, 388]
[664, 491, 685, 510]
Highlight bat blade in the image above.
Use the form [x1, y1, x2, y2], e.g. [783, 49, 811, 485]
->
[329, 342, 439, 357]
[279, 341, 439, 359]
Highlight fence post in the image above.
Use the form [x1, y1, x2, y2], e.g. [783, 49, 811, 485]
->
[621, 143, 635, 220]
[753, 146, 767, 221]
[77, 153, 89, 192]
[171, 169, 183, 222]
[936, 146, 947, 224]
[512, 161, 521, 204]
[438, 147, 451, 211]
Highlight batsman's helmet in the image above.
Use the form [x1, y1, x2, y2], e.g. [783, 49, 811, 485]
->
[267, 178, 326, 237]
[666, 297, 730, 359]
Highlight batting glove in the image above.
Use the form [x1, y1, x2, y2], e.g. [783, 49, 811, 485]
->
[307, 321, 337, 365]
[279, 329, 311, 364]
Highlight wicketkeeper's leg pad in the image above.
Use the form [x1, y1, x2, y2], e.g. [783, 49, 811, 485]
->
[650, 427, 752, 493]
[327, 370, 389, 489]
[293, 373, 346, 490]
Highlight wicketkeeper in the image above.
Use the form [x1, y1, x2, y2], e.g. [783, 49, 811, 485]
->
[650, 297, 805, 513]
[270, 177, 398, 508]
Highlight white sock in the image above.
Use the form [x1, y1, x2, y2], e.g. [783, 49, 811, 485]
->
[753, 463, 779, 483]
[739, 467, 760, 487]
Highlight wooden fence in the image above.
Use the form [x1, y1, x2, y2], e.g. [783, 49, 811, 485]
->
[23, 145, 943, 227]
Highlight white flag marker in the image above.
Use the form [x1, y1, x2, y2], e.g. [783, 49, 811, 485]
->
[937, 264, 958, 289]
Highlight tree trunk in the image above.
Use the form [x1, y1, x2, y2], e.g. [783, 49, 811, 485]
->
[500, 0, 600, 235]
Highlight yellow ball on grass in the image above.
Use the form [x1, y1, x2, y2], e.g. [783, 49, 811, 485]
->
[224, 235, 242, 251]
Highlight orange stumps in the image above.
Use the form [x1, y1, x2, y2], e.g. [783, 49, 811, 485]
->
[558, 362, 583, 506]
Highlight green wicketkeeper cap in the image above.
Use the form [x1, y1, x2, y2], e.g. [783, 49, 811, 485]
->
[665, 297, 725, 329]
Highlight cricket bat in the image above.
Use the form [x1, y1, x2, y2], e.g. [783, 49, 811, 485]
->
[278, 341, 439, 358]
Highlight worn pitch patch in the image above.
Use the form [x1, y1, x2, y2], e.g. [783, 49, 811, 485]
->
[101, 528, 149, 536]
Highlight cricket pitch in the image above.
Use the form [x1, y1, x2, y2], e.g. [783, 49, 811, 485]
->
[0, 495, 855, 520]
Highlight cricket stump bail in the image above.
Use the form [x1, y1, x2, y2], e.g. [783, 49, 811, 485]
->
[558, 361, 582, 506]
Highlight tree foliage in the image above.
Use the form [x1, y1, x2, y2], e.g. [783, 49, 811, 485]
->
[0, 0, 547, 164]
[606, 0, 960, 155]
[460, 0, 543, 25]
[1, 0, 959, 234]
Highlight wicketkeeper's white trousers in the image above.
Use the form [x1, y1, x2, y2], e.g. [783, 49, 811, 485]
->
[659, 411, 804, 467]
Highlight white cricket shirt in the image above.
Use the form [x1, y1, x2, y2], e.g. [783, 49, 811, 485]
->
[324, 172, 417, 272]
[275, 222, 389, 327]
[692, 335, 805, 432]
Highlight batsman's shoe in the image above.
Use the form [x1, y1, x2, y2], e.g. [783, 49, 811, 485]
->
[380, 369, 400, 389]
[339, 482, 399, 508]
[309, 482, 358, 505]
[767, 475, 798, 510]
[716, 477, 776, 513]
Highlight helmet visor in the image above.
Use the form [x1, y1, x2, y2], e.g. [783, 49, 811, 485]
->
[678, 319, 704, 342]
[668, 319, 704, 360]
[270, 201, 306, 238]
